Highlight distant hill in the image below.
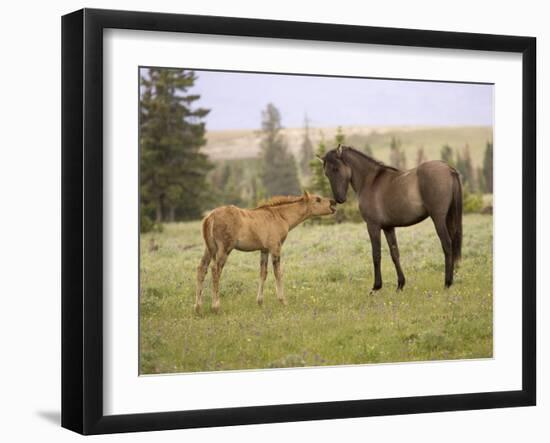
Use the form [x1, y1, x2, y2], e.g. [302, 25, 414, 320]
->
[202, 125, 493, 169]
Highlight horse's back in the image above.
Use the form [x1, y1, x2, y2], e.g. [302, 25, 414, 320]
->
[203, 205, 280, 252]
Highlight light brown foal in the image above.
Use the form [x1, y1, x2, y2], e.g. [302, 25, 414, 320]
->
[194, 191, 336, 313]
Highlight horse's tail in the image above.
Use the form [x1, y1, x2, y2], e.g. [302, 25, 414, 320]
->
[447, 170, 463, 266]
[201, 212, 217, 260]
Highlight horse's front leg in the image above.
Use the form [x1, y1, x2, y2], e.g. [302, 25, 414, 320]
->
[256, 251, 269, 306]
[271, 248, 287, 305]
[384, 228, 406, 290]
[366, 223, 382, 291]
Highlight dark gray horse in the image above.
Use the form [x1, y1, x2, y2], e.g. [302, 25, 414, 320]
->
[320, 144, 462, 290]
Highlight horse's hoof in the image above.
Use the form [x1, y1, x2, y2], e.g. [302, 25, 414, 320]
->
[257, 298, 264, 307]
[194, 304, 202, 314]
[211, 303, 220, 313]
[397, 279, 405, 291]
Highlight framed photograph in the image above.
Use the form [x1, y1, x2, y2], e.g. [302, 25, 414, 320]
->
[62, 8, 536, 435]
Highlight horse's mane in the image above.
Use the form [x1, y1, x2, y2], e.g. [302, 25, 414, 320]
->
[339, 145, 400, 172]
[254, 195, 305, 209]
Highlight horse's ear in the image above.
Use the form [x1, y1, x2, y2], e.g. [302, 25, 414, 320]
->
[336, 144, 343, 157]
[315, 154, 324, 163]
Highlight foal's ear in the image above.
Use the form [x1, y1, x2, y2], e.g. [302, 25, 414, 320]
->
[303, 190, 311, 200]
[336, 144, 343, 157]
[315, 154, 324, 163]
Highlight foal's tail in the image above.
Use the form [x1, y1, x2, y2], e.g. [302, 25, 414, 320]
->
[201, 213, 217, 260]
[447, 171, 463, 266]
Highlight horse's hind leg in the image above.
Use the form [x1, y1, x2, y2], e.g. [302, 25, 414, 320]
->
[194, 248, 212, 314]
[383, 228, 405, 290]
[256, 251, 269, 306]
[211, 250, 229, 313]
[271, 249, 287, 306]
[431, 214, 454, 287]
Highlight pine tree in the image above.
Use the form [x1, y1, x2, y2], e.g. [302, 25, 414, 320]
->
[259, 103, 301, 197]
[483, 141, 493, 193]
[400, 150, 408, 170]
[440, 144, 454, 166]
[416, 146, 426, 166]
[299, 115, 314, 176]
[476, 166, 486, 194]
[309, 133, 331, 197]
[455, 145, 476, 191]
[335, 126, 345, 145]
[140, 68, 211, 224]
[363, 143, 373, 157]
[389, 136, 405, 169]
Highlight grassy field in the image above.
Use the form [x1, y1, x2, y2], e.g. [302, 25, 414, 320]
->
[140, 214, 493, 374]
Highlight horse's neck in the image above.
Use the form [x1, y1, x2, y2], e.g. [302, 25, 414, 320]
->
[274, 202, 309, 230]
[343, 150, 381, 194]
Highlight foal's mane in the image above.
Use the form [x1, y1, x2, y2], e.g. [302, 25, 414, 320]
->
[254, 195, 305, 209]
[340, 145, 400, 172]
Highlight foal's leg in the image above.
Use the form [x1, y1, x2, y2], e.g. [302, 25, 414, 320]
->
[383, 228, 406, 290]
[271, 249, 287, 305]
[194, 248, 211, 314]
[432, 215, 454, 288]
[211, 251, 229, 313]
[256, 251, 269, 306]
[367, 223, 382, 291]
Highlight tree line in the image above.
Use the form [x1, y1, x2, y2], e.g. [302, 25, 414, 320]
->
[139, 68, 493, 231]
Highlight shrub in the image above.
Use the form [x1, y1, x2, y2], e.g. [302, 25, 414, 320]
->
[141, 213, 154, 233]
[140, 213, 163, 233]
[462, 187, 484, 214]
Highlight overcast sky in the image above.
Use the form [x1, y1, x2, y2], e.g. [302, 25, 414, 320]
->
[186, 69, 493, 131]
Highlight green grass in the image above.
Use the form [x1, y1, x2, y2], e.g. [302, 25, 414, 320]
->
[140, 215, 493, 374]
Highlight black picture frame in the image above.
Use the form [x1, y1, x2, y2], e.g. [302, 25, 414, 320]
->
[62, 8, 536, 435]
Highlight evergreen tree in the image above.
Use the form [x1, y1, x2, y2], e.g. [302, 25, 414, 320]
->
[299, 115, 314, 176]
[335, 126, 346, 145]
[309, 133, 331, 198]
[483, 141, 493, 193]
[249, 175, 264, 207]
[476, 166, 486, 194]
[219, 163, 231, 189]
[259, 103, 301, 197]
[456, 144, 475, 191]
[440, 144, 454, 166]
[400, 150, 408, 170]
[416, 146, 426, 166]
[140, 68, 211, 224]
[363, 143, 373, 157]
[389, 136, 406, 169]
